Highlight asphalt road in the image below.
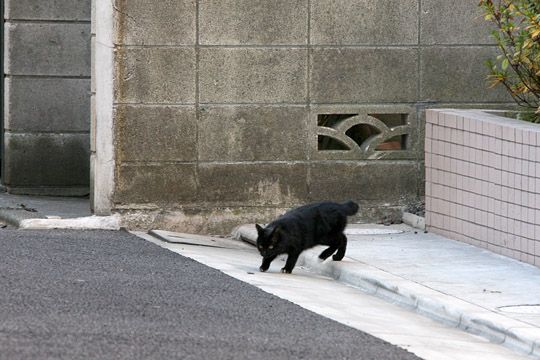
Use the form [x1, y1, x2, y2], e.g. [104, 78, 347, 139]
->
[0, 229, 420, 360]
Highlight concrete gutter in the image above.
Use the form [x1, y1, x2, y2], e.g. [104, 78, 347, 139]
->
[233, 224, 540, 359]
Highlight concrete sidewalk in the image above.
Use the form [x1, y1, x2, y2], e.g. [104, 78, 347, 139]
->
[235, 223, 540, 359]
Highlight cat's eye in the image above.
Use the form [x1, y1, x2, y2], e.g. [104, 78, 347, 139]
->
[268, 245, 274, 249]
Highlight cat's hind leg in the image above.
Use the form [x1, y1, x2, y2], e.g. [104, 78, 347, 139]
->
[332, 233, 347, 261]
[318, 233, 340, 260]
[318, 245, 337, 260]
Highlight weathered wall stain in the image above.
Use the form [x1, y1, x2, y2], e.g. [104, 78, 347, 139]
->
[102, 0, 514, 233]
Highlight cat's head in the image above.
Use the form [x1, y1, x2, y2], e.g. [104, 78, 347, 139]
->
[255, 224, 282, 257]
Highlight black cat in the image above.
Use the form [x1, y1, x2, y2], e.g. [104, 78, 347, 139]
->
[255, 200, 359, 274]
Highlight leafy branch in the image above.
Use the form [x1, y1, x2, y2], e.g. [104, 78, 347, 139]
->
[480, 0, 540, 122]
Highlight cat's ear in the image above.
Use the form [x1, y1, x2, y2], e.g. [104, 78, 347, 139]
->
[255, 224, 265, 235]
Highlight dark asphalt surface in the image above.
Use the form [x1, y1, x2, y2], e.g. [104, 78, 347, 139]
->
[0, 229, 421, 360]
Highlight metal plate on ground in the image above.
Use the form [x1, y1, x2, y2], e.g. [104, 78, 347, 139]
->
[149, 230, 253, 250]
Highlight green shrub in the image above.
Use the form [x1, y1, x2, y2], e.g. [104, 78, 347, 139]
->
[479, 0, 540, 122]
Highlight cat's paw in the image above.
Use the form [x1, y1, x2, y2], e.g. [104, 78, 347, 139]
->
[259, 266, 268, 272]
[332, 254, 344, 261]
[318, 253, 331, 261]
[281, 267, 292, 274]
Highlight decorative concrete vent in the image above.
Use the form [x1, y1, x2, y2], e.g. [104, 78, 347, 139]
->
[317, 113, 410, 157]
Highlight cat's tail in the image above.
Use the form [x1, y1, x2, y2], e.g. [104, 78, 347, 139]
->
[341, 200, 359, 216]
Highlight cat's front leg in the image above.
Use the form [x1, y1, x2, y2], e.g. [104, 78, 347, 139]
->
[281, 252, 300, 274]
[259, 255, 277, 272]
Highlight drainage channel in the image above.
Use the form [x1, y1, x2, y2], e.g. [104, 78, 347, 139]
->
[345, 228, 404, 235]
[498, 305, 540, 314]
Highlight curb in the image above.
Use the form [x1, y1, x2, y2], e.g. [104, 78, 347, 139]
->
[18, 215, 121, 230]
[402, 212, 425, 230]
[0, 208, 44, 226]
[0, 208, 121, 230]
[233, 224, 540, 359]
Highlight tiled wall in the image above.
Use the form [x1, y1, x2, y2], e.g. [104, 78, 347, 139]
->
[425, 109, 540, 267]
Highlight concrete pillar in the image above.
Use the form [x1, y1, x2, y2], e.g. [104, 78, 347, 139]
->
[90, 0, 115, 215]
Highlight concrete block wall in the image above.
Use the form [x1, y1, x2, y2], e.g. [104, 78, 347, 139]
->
[3, 0, 91, 195]
[425, 109, 540, 267]
[95, 0, 515, 233]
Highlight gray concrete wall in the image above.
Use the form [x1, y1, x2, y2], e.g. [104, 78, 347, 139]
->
[101, 0, 515, 233]
[3, 0, 91, 195]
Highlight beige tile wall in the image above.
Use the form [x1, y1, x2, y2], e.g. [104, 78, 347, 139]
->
[425, 109, 540, 267]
